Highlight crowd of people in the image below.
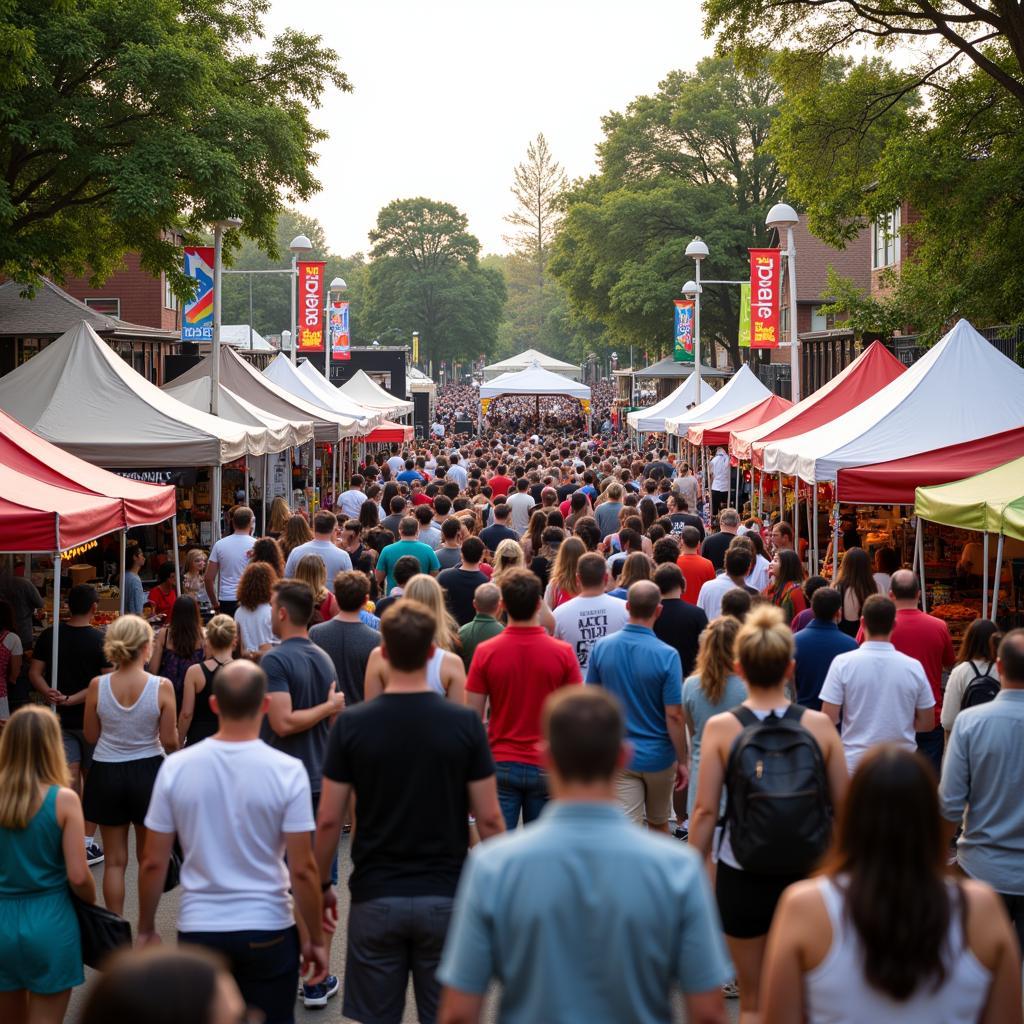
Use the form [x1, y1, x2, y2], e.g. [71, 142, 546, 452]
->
[0, 392, 1021, 1024]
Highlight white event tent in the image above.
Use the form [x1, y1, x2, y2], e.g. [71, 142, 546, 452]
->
[478, 361, 592, 432]
[665, 364, 772, 436]
[264, 355, 380, 426]
[760, 319, 1024, 483]
[0, 321, 270, 466]
[482, 348, 581, 381]
[338, 369, 414, 418]
[626, 373, 716, 433]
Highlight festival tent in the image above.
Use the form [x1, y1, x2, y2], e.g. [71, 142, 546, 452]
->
[363, 419, 415, 443]
[665, 364, 772, 436]
[482, 348, 581, 381]
[0, 321, 270, 467]
[338, 370, 414, 418]
[686, 394, 793, 448]
[169, 346, 364, 442]
[626, 373, 716, 433]
[836, 425, 1024, 505]
[269, 356, 380, 426]
[760, 320, 1024, 483]
[729, 341, 906, 465]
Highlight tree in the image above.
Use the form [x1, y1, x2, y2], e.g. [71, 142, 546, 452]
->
[549, 57, 785, 368]
[364, 198, 506, 367]
[0, 0, 349, 290]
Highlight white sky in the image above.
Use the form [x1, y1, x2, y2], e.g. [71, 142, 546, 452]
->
[263, 0, 715, 257]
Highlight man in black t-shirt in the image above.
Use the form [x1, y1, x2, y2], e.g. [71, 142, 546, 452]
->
[651, 564, 708, 677]
[701, 507, 741, 572]
[479, 504, 518, 553]
[665, 492, 705, 543]
[438, 537, 490, 626]
[314, 600, 504, 1024]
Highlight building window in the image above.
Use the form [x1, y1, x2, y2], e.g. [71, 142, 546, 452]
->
[872, 207, 901, 269]
[163, 273, 178, 311]
[811, 305, 836, 332]
[84, 297, 121, 318]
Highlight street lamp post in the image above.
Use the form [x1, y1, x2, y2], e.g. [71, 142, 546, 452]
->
[211, 217, 243, 417]
[684, 236, 709, 402]
[288, 234, 313, 365]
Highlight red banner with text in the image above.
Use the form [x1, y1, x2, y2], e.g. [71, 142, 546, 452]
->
[297, 261, 326, 352]
[749, 248, 782, 349]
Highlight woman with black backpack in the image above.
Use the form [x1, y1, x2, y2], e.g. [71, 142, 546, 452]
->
[941, 618, 1002, 737]
[690, 605, 848, 1023]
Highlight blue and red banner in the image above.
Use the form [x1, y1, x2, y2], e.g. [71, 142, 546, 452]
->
[673, 299, 695, 362]
[182, 246, 214, 341]
[330, 300, 350, 361]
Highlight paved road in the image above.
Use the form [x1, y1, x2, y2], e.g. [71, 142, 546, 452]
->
[66, 831, 740, 1023]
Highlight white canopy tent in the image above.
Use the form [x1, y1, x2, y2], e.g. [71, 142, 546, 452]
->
[478, 361, 592, 432]
[760, 319, 1024, 483]
[665, 364, 772, 436]
[626, 373, 716, 433]
[264, 355, 380, 426]
[482, 348, 581, 381]
[338, 369, 414, 418]
[0, 321, 270, 466]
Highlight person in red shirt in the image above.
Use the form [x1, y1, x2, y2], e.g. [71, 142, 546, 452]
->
[488, 466, 514, 499]
[676, 526, 716, 606]
[858, 569, 954, 774]
[409, 479, 433, 506]
[466, 568, 581, 829]
[148, 563, 178, 619]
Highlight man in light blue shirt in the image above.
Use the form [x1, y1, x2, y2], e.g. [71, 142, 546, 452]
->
[437, 687, 730, 1024]
[282, 509, 352, 581]
[940, 628, 1024, 947]
[586, 580, 688, 831]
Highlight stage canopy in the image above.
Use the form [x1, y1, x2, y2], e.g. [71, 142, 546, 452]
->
[687, 394, 793, 448]
[263, 356, 378, 426]
[482, 348, 581, 381]
[338, 370, 414, 417]
[633, 355, 732, 380]
[916, 456, 1024, 544]
[0, 322, 270, 467]
[478, 361, 592, 419]
[626, 373, 716, 433]
[666, 364, 772, 437]
[836, 426, 1024, 504]
[729, 341, 906, 466]
[760, 320, 1024, 483]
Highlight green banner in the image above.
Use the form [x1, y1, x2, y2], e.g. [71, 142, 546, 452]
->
[739, 281, 751, 348]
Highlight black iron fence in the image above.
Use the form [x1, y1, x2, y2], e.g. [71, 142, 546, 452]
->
[885, 324, 1024, 368]
[755, 362, 791, 399]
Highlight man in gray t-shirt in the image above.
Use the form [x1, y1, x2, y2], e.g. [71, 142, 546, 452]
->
[283, 509, 352, 583]
[310, 571, 381, 706]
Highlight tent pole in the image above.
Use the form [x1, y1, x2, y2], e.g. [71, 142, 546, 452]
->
[914, 517, 923, 584]
[212, 466, 222, 543]
[52, 516, 61, 690]
[794, 477, 800, 557]
[992, 533, 1004, 621]
[832, 495, 841, 577]
[262, 456, 269, 535]
[119, 530, 126, 615]
[243, 456, 249, 509]
[982, 533, 989, 621]
[778, 472, 783, 520]
[171, 514, 181, 595]
[332, 443, 338, 508]
[812, 488, 819, 575]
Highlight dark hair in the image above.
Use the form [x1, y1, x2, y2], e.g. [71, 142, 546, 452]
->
[720, 588, 752, 621]
[997, 628, 1024, 684]
[956, 617, 1001, 665]
[652, 536, 680, 566]
[725, 546, 753, 578]
[68, 585, 98, 617]
[358, 499, 380, 530]
[349, 474, 364, 489]
[618, 528, 642, 553]
[492, 503, 510, 521]
[821, 745, 952, 1001]
[647, 524, 666, 543]
[772, 520, 794, 542]
[498, 568, 541, 622]
[461, 536, 484, 564]
[313, 509, 337, 535]
[875, 546, 900, 575]
[79, 946, 225, 1024]
[126, 539, 144, 568]
[273, 579, 315, 627]
[544, 688, 624, 783]
[342, 519, 362, 535]
[836, 547, 875, 613]
[441, 518, 461, 541]
[861, 594, 896, 636]
[392, 555, 422, 587]
[390, 494, 406, 514]
[381, 600, 435, 671]
[333, 570, 370, 612]
[771, 549, 804, 589]
[577, 552, 607, 589]
[231, 506, 254, 530]
[680, 525, 701, 549]
[167, 596, 203, 657]
[237, 561, 275, 611]
[414, 505, 434, 526]
[811, 587, 843, 622]
[156, 563, 175, 585]
[250, 537, 284, 578]
[399, 516, 419, 537]
[653, 562, 684, 595]
[803, 574, 828, 601]
[433, 495, 452, 516]
[213, 661, 267, 720]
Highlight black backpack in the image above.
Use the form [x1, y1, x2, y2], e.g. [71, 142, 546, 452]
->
[960, 661, 1001, 710]
[723, 705, 831, 876]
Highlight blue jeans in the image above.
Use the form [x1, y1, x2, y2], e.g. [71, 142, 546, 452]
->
[915, 724, 944, 776]
[494, 761, 548, 830]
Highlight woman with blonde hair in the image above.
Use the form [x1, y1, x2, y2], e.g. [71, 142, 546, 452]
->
[690, 606, 847, 1024]
[180, 548, 210, 614]
[177, 614, 236, 746]
[0, 706, 95, 1024]
[493, 538, 556, 633]
[293, 554, 338, 624]
[544, 536, 586, 609]
[280, 514, 313, 560]
[83, 615, 177, 915]
[268, 496, 291, 538]
[364, 580, 466, 703]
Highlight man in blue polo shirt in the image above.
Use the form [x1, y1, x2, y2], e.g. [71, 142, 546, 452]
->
[793, 588, 857, 710]
[437, 687, 730, 1024]
[375, 516, 440, 593]
[585, 580, 688, 832]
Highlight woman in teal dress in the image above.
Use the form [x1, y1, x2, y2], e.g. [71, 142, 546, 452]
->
[0, 705, 96, 1024]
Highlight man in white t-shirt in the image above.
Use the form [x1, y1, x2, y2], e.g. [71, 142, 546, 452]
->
[386, 448, 407, 476]
[336, 474, 367, 521]
[553, 553, 628, 673]
[709, 448, 730, 517]
[445, 454, 468, 491]
[283, 509, 353, 581]
[696, 546, 756, 621]
[138, 660, 330, 1020]
[505, 478, 536, 537]
[205, 505, 255, 617]
[819, 594, 935, 774]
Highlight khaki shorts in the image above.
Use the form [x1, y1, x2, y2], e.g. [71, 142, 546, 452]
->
[617, 765, 676, 827]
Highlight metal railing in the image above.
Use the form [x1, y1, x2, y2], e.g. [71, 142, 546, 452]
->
[755, 362, 792, 399]
[885, 324, 1024, 367]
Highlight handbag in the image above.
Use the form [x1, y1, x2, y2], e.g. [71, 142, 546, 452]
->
[163, 839, 184, 892]
[70, 892, 132, 969]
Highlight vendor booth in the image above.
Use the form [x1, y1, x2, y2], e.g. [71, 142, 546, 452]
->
[665, 365, 772, 437]
[626, 373, 715, 434]
[338, 369, 414, 419]
[477, 361, 592, 433]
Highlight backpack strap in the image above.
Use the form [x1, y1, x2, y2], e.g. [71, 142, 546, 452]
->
[968, 660, 984, 680]
[730, 705, 759, 728]
[783, 703, 806, 723]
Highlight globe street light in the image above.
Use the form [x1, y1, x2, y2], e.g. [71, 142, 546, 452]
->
[765, 203, 800, 402]
[289, 234, 313, 365]
[684, 236, 709, 403]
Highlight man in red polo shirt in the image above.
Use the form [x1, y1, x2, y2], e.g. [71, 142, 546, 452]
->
[488, 465, 514, 499]
[676, 526, 716, 606]
[466, 568, 581, 830]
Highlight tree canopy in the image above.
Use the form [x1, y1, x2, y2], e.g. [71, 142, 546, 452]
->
[0, 0, 348, 290]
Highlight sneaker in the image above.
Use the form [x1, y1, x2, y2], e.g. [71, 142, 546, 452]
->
[722, 979, 740, 999]
[85, 841, 104, 866]
[673, 825, 688, 842]
[302, 975, 339, 1009]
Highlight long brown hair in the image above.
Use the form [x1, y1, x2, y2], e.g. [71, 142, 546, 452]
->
[526, 510, 547, 555]
[167, 596, 203, 657]
[250, 537, 284, 578]
[956, 617, 1001, 665]
[820, 745, 953, 1001]
[0, 706, 69, 829]
[617, 552, 651, 591]
[836, 546, 876, 614]
[551, 536, 586, 597]
[695, 616, 742, 704]
[280, 515, 313, 558]
[268, 496, 291, 535]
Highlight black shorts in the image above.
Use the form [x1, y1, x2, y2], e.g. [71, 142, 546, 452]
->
[715, 861, 803, 939]
[82, 755, 163, 826]
[62, 728, 94, 771]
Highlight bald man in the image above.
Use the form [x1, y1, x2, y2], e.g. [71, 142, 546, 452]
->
[458, 583, 504, 670]
[586, 581, 688, 831]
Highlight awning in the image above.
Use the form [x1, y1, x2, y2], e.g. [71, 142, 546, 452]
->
[364, 420, 415, 443]
[666, 364, 771, 436]
[915, 456, 1024, 543]
[479, 362, 591, 401]
[687, 394, 793, 448]
[338, 369, 414, 417]
[626, 373, 716, 433]
[265, 356, 378, 426]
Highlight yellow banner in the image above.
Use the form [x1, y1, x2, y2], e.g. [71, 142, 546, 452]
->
[581, 399, 591, 414]
[480, 398, 491, 414]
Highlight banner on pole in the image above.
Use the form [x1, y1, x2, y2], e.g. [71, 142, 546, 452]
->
[749, 248, 781, 349]
[412, 331, 420, 363]
[329, 300, 350, 361]
[297, 261, 326, 352]
[738, 281, 751, 348]
[673, 299, 695, 362]
[182, 247, 214, 341]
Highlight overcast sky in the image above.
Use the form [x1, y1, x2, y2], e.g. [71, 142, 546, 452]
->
[263, 0, 715, 258]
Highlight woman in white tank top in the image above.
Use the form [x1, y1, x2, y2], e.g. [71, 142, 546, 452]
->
[82, 615, 177, 915]
[760, 745, 1021, 1024]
